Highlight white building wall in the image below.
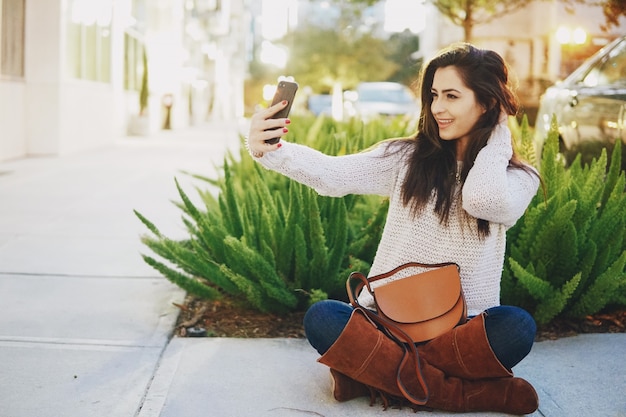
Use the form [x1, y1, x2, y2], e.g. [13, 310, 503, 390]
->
[23, 0, 63, 156]
[0, 81, 26, 160]
[111, 1, 133, 138]
[59, 81, 117, 153]
[22, 0, 118, 156]
[1, 0, 249, 162]
[146, 0, 187, 130]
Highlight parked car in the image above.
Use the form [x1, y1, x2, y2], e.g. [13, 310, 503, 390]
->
[307, 94, 333, 116]
[534, 35, 626, 168]
[351, 82, 420, 121]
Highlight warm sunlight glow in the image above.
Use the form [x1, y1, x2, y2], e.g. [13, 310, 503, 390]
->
[263, 84, 276, 101]
[556, 27, 571, 44]
[260, 40, 288, 68]
[71, 0, 112, 26]
[261, 0, 298, 40]
[556, 26, 588, 45]
[384, 0, 425, 33]
[572, 27, 587, 45]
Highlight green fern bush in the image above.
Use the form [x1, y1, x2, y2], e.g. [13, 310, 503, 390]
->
[502, 116, 626, 324]
[136, 112, 626, 324]
[135, 116, 410, 313]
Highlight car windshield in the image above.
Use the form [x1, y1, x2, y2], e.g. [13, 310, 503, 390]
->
[358, 86, 413, 103]
[582, 39, 626, 87]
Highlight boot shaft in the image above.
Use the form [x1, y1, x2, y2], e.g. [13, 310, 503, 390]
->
[318, 308, 538, 414]
[419, 313, 513, 380]
[329, 369, 372, 403]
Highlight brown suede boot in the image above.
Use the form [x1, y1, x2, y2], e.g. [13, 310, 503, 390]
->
[318, 309, 538, 414]
[329, 369, 373, 402]
[419, 313, 513, 380]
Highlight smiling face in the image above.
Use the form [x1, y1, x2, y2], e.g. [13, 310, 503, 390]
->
[430, 66, 486, 156]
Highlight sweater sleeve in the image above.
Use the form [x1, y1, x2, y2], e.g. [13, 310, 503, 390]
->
[462, 123, 540, 228]
[253, 140, 402, 197]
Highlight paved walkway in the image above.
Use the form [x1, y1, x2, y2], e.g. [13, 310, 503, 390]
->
[0, 121, 624, 417]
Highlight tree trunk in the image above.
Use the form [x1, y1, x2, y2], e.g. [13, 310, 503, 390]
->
[463, 2, 473, 43]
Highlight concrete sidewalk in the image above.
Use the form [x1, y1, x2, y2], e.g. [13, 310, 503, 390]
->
[0, 121, 624, 417]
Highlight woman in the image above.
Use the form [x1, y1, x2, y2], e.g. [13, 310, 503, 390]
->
[246, 43, 541, 414]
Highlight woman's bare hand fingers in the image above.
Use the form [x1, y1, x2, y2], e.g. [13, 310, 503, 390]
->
[247, 100, 291, 156]
[251, 100, 288, 123]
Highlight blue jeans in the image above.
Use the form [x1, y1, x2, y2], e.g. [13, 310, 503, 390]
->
[303, 300, 536, 370]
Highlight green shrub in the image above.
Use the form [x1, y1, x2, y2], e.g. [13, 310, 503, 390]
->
[502, 116, 626, 324]
[136, 112, 626, 324]
[135, 115, 410, 313]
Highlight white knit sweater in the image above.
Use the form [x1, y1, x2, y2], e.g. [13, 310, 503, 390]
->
[255, 124, 540, 316]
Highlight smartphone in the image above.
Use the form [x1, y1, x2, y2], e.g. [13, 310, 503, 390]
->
[265, 80, 298, 144]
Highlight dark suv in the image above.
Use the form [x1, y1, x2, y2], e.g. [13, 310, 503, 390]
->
[534, 35, 626, 168]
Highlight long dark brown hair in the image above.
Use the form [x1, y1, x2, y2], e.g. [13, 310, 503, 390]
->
[396, 42, 538, 238]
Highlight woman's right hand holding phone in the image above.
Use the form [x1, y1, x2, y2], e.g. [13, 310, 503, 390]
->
[247, 100, 291, 158]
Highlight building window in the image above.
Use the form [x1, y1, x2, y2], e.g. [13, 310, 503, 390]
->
[0, 0, 26, 78]
[66, 0, 112, 82]
[124, 32, 145, 92]
[124, 0, 147, 92]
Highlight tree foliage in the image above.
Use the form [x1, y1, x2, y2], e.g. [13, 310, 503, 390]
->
[561, 0, 626, 30]
[283, 24, 396, 93]
[282, 2, 422, 92]
[342, 0, 531, 42]
[253, 1, 422, 95]
[600, 0, 626, 28]
[431, 0, 530, 41]
[345, 0, 625, 43]
[431, 0, 626, 39]
[386, 30, 423, 86]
